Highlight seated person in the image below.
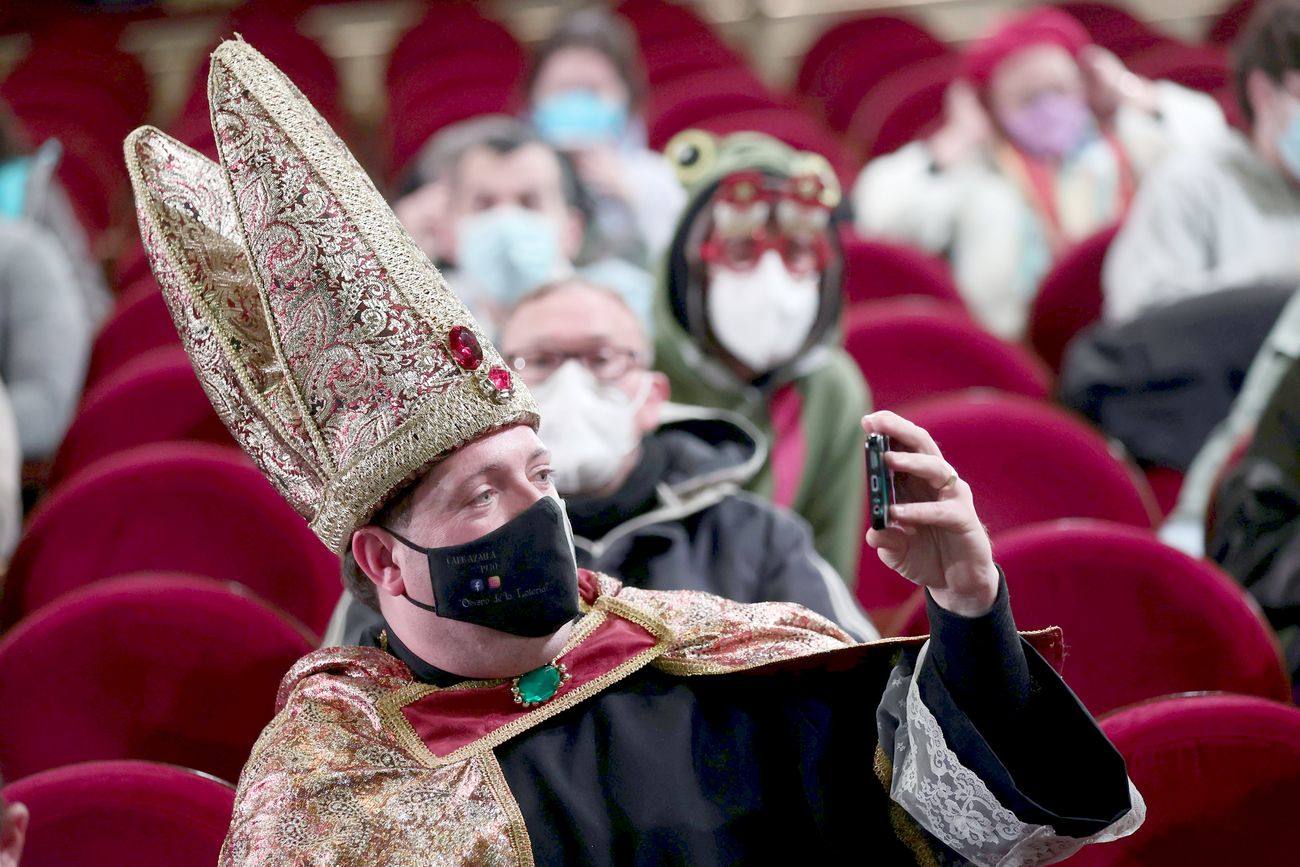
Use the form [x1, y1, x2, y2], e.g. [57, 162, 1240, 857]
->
[0, 110, 110, 327]
[656, 130, 870, 583]
[1104, 0, 1300, 324]
[394, 117, 652, 336]
[325, 278, 877, 645]
[1163, 283, 1300, 556]
[854, 7, 1227, 338]
[1208, 349, 1300, 681]
[130, 42, 1142, 865]
[0, 219, 89, 461]
[526, 7, 685, 266]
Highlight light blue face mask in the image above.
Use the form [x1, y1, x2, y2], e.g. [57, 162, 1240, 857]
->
[0, 158, 32, 220]
[532, 90, 629, 149]
[455, 206, 567, 306]
[1278, 104, 1300, 181]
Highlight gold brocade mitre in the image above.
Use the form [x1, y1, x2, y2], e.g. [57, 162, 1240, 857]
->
[123, 39, 539, 554]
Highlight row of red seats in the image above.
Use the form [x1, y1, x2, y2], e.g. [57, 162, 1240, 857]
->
[794, 2, 1249, 164]
[6, 693, 1299, 864]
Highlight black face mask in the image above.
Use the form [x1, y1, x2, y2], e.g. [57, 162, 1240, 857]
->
[384, 496, 581, 638]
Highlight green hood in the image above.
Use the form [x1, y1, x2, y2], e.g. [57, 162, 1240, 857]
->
[652, 130, 846, 409]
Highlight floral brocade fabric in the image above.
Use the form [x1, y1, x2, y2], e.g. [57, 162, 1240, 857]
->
[219, 574, 864, 866]
[124, 40, 539, 554]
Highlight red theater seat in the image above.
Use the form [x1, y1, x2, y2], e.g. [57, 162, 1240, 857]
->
[842, 300, 1051, 409]
[848, 54, 957, 161]
[1028, 223, 1118, 373]
[1, 760, 235, 867]
[0, 576, 313, 783]
[84, 287, 181, 391]
[1070, 695, 1300, 864]
[2, 442, 342, 635]
[1057, 2, 1166, 58]
[895, 521, 1290, 715]
[50, 348, 231, 485]
[797, 15, 939, 102]
[840, 234, 965, 309]
[816, 23, 948, 133]
[856, 393, 1156, 612]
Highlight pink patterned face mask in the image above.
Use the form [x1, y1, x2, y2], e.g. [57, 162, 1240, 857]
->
[1000, 92, 1095, 159]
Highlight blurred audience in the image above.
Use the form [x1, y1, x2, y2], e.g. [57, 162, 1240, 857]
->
[1104, 0, 1300, 324]
[0, 110, 110, 328]
[392, 117, 652, 337]
[526, 7, 685, 266]
[1061, 283, 1295, 471]
[1164, 284, 1300, 556]
[854, 7, 1227, 338]
[655, 131, 870, 583]
[1208, 349, 1300, 681]
[0, 772, 26, 867]
[326, 278, 875, 645]
[0, 219, 90, 461]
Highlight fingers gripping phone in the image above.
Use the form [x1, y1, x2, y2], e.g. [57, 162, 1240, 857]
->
[866, 433, 896, 531]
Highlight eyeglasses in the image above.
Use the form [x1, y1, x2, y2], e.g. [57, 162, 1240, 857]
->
[699, 229, 832, 277]
[507, 346, 646, 383]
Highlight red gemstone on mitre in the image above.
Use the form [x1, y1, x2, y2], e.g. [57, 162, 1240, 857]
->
[487, 366, 513, 392]
[447, 326, 483, 370]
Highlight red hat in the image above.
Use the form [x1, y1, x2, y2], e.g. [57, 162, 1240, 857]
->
[963, 8, 1092, 89]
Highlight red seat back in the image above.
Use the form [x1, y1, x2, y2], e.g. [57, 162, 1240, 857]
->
[842, 301, 1051, 409]
[1057, 2, 1166, 58]
[50, 347, 232, 485]
[796, 15, 938, 101]
[647, 68, 781, 149]
[2, 760, 235, 867]
[897, 521, 1290, 714]
[857, 393, 1155, 612]
[0, 576, 313, 783]
[848, 54, 957, 161]
[1028, 222, 1118, 373]
[1071, 695, 1300, 864]
[901, 393, 1157, 533]
[840, 234, 965, 309]
[816, 25, 948, 132]
[1126, 42, 1231, 94]
[84, 287, 181, 391]
[3, 442, 341, 635]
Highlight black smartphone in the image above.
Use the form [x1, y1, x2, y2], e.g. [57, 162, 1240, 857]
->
[865, 433, 895, 531]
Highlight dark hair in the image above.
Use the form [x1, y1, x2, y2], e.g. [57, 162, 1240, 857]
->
[1233, 0, 1300, 125]
[341, 479, 422, 613]
[526, 7, 648, 112]
[448, 123, 592, 220]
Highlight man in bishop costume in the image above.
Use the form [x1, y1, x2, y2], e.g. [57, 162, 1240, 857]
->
[125, 39, 1143, 866]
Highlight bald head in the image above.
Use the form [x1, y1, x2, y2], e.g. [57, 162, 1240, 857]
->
[500, 279, 650, 362]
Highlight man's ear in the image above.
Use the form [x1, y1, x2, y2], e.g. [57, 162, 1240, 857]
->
[634, 371, 671, 435]
[351, 528, 407, 598]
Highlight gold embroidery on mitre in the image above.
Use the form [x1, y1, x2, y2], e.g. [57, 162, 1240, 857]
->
[124, 40, 539, 554]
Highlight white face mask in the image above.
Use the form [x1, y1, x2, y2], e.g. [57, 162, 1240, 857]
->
[705, 250, 821, 374]
[533, 361, 651, 496]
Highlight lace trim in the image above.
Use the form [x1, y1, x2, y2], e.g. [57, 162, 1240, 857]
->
[887, 642, 1146, 866]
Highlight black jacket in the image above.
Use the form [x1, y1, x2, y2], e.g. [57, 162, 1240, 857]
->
[326, 405, 876, 646]
[1060, 283, 1295, 469]
[1209, 353, 1300, 678]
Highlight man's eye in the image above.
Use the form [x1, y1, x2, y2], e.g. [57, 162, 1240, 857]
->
[471, 489, 495, 507]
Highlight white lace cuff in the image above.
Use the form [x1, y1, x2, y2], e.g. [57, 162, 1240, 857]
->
[880, 642, 1146, 866]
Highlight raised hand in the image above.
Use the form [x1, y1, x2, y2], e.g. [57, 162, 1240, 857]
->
[862, 411, 999, 616]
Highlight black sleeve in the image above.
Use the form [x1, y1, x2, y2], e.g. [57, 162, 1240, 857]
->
[916, 571, 1133, 836]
